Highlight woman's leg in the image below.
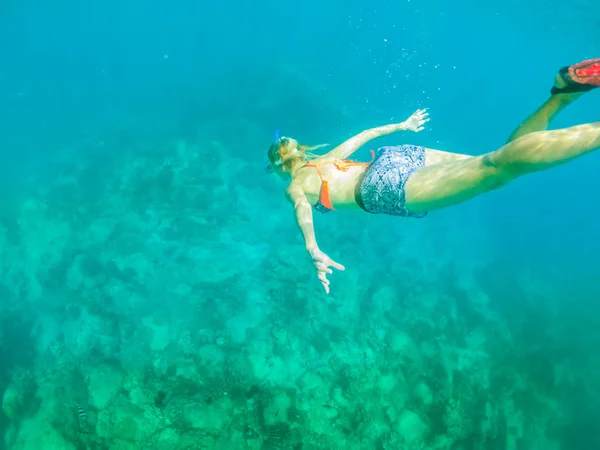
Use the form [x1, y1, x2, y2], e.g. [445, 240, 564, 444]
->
[422, 91, 580, 167]
[405, 122, 600, 213]
[423, 63, 590, 165]
[407, 59, 600, 212]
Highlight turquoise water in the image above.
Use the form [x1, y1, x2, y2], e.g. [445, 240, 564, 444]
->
[1, 0, 599, 448]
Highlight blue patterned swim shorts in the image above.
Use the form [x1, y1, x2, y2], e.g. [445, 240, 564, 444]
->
[355, 145, 427, 218]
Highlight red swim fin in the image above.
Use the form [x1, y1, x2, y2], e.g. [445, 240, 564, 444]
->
[551, 58, 600, 94]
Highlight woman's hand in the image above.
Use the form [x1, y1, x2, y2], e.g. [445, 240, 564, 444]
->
[402, 108, 430, 132]
[308, 247, 345, 294]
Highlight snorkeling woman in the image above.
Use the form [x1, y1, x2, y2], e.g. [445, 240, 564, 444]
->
[265, 58, 600, 294]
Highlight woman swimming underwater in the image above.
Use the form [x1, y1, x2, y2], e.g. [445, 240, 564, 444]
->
[265, 58, 600, 294]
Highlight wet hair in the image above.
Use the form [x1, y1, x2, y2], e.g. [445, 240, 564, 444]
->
[266, 138, 328, 176]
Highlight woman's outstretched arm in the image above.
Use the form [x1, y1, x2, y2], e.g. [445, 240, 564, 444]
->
[320, 108, 429, 161]
[286, 182, 345, 294]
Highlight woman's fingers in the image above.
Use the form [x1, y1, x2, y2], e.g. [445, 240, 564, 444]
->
[318, 272, 330, 285]
[314, 261, 332, 274]
[310, 252, 345, 294]
[318, 272, 331, 294]
[328, 259, 345, 271]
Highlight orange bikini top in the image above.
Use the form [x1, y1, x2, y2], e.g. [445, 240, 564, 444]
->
[305, 150, 375, 212]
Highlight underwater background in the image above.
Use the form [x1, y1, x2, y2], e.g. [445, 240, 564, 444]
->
[1, 0, 599, 448]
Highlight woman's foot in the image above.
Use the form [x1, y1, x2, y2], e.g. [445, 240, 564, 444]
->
[551, 58, 600, 95]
